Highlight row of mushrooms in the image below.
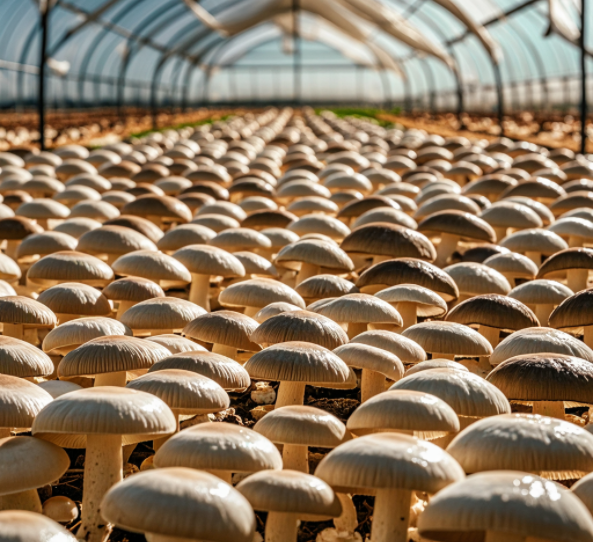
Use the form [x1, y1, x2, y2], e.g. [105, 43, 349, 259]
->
[1, 107, 593, 542]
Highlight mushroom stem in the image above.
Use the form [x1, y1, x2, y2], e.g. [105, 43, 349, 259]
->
[296, 263, 319, 285]
[265, 511, 299, 542]
[534, 304, 554, 325]
[0, 489, 42, 513]
[3, 323, 24, 340]
[95, 371, 127, 387]
[395, 302, 417, 331]
[153, 409, 180, 451]
[567, 268, 588, 292]
[485, 532, 524, 542]
[372, 255, 390, 265]
[347, 322, 368, 339]
[276, 381, 306, 408]
[116, 300, 136, 320]
[432, 352, 454, 360]
[432, 416, 475, 448]
[478, 325, 500, 348]
[493, 227, 507, 242]
[77, 434, 122, 542]
[569, 235, 582, 248]
[585, 326, 593, 349]
[56, 313, 78, 324]
[532, 401, 565, 419]
[147, 215, 163, 230]
[0, 428, 10, 439]
[212, 343, 238, 359]
[334, 493, 358, 533]
[244, 306, 259, 318]
[525, 251, 541, 267]
[5, 240, 19, 260]
[361, 369, 386, 403]
[372, 487, 412, 542]
[282, 444, 309, 473]
[188, 273, 211, 311]
[435, 233, 459, 268]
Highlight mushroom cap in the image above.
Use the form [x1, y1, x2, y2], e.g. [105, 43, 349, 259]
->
[347, 389, 459, 438]
[241, 208, 296, 230]
[230, 252, 276, 277]
[245, 341, 351, 384]
[549, 289, 593, 330]
[126, 369, 229, 415]
[101, 468, 255, 542]
[573, 472, 593, 515]
[418, 471, 593, 542]
[491, 327, 593, 366]
[480, 201, 543, 229]
[37, 282, 111, 317]
[276, 239, 354, 272]
[551, 191, 593, 216]
[120, 297, 206, 334]
[406, 359, 469, 375]
[27, 251, 114, 287]
[77, 225, 156, 256]
[315, 432, 464, 495]
[418, 210, 496, 243]
[255, 405, 348, 447]
[341, 223, 436, 261]
[500, 228, 568, 255]
[250, 310, 348, 349]
[0, 510, 77, 542]
[483, 251, 539, 279]
[209, 227, 272, 252]
[58, 335, 170, 379]
[102, 276, 165, 302]
[0, 336, 54, 377]
[156, 224, 216, 252]
[0, 436, 70, 495]
[32, 386, 176, 447]
[0, 375, 53, 428]
[121, 194, 192, 222]
[104, 215, 164, 243]
[333, 343, 404, 380]
[16, 199, 70, 220]
[149, 351, 250, 391]
[448, 413, 593, 479]
[350, 329, 426, 363]
[352, 206, 418, 230]
[415, 194, 480, 219]
[42, 316, 132, 355]
[336, 195, 400, 219]
[0, 216, 43, 240]
[444, 262, 511, 296]
[196, 201, 246, 221]
[173, 244, 245, 277]
[16, 231, 78, 260]
[509, 279, 573, 306]
[295, 274, 359, 301]
[219, 277, 305, 310]
[0, 254, 21, 282]
[463, 174, 517, 198]
[539, 248, 593, 278]
[53, 217, 102, 239]
[317, 293, 403, 326]
[375, 283, 448, 317]
[145, 334, 205, 355]
[289, 215, 350, 241]
[192, 213, 241, 232]
[183, 311, 261, 351]
[287, 197, 338, 217]
[487, 353, 593, 406]
[390, 368, 510, 418]
[0, 296, 56, 327]
[446, 294, 539, 331]
[112, 250, 191, 287]
[402, 321, 493, 357]
[501, 177, 566, 200]
[69, 200, 119, 222]
[238, 469, 342, 518]
[254, 301, 303, 323]
[549, 217, 593, 240]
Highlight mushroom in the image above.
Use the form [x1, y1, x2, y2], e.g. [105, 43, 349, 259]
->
[334, 343, 404, 401]
[350, 329, 426, 365]
[0, 335, 54, 378]
[156, 224, 216, 254]
[101, 468, 255, 542]
[347, 389, 460, 440]
[375, 284, 447, 330]
[0, 510, 77, 542]
[0, 436, 69, 513]
[537, 247, 593, 292]
[16, 231, 78, 268]
[16, 199, 69, 230]
[104, 215, 164, 243]
[250, 310, 348, 349]
[145, 334, 206, 354]
[238, 469, 342, 542]
[447, 413, 593, 479]
[500, 228, 568, 266]
[351, 206, 417, 230]
[316, 433, 464, 542]
[479, 202, 543, 242]
[509, 279, 573, 324]
[42, 496, 79, 525]
[444, 262, 511, 303]
[415, 194, 480, 220]
[77, 225, 157, 265]
[172, 244, 245, 310]
[289, 214, 351, 241]
[121, 194, 192, 229]
[0, 217, 43, 260]
[549, 289, 593, 347]
[53, 217, 102, 239]
[245, 342, 352, 408]
[209, 227, 273, 254]
[483, 251, 538, 287]
[58, 335, 170, 387]
[548, 217, 593, 248]
[102, 276, 165, 319]
[112, 250, 191, 290]
[295, 274, 359, 304]
[183, 310, 261, 359]
[417, 210, 496, 267]
[418, 471, 593, 542]
[32, 387, 176, 542]
[37, 282, 111, 323]
[487, 353, 593, 419]
[154, 422, 282, 482]
[405, 359, 469, 375]
[0, 296, 56, 344]
[127, 369, 229, 448]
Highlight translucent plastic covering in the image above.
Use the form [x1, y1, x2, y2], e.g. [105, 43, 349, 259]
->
[0, 0, 589, 111]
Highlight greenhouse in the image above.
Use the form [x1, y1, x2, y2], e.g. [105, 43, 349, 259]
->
[2, 2, 593, 542]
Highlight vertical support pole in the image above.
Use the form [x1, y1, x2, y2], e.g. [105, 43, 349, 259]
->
[292, 0, 300, 105]
[493, 62, 504, 137]
[38, 0, 49, 151]
[581, 0, 588, 155]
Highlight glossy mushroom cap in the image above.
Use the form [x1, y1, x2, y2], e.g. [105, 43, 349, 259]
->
[0, 510, 77, 542]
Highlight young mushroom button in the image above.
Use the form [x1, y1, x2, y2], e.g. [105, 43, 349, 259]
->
[0, 510, 77, 542]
